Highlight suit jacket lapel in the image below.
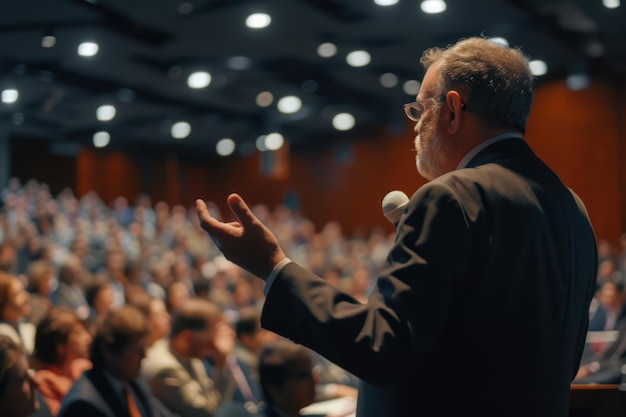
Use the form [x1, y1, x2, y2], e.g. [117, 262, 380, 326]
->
[86, 368, 131, 417]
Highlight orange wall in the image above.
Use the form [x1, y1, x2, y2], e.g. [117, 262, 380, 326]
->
[63, 78, 626, 244]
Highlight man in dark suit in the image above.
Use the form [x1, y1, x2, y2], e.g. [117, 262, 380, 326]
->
[196, 37, 598, 416]
[57, 306, 174, 417]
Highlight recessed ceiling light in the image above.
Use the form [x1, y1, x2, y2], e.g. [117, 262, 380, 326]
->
[177, 2, 194, 15]
[41, 35, 56, 48]
[216, 138, 236, 156]
[97, 104, 116, 121]
[78, 42, 99, 57]
[246, 13, 271, 29]
[317, 42, 337, 58]
[187, 71, 211, 89]
[256, 135, 268, 151]
[277, 96, 302, 114]
[374, 0, 399, 5]
[603, 0, 620, 8]
[402, 80, 421, 95]
[529, 60, 548, 76]
[227, 56, 251, 70]
[256, 91, 274, 107]
[346, 50, 371, 67]
[265, 133, 284, 150]
[489, 37, 509, 47]
[421, 0, 446, 14]
[2, 89, 18, 104]
[332, 113, 355, 131]
[380, 73, 398, 88]
[93, 131, 110, 148]
[171, 121, 191, 139]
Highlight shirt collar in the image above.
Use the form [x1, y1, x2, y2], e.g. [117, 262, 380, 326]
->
[456, 132, 524, 170]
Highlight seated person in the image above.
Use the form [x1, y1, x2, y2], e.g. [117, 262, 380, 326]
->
[57, 306, 174, 417]
[32, 308, 93, 416]
[141, 298, 224, 417]
[258, 340, 317, 417]
[0, 272, 35, 355]
[0, 334, 40, 417]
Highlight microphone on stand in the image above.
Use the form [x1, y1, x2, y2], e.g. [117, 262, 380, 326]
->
[381, 190, 409, 228]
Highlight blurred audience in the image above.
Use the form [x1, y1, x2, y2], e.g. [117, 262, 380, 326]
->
[32, 308, 92, 415]
[0, 272, 35, 355]
[0, 334, 40, 417]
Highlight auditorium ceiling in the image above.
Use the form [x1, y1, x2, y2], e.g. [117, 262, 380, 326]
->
[1, 0, 624, 158]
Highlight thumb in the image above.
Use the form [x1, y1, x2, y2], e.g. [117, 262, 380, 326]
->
[227, 194, 258, 227]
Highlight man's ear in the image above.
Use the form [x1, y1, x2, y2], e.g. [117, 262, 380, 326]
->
[445, 91, 464, 134]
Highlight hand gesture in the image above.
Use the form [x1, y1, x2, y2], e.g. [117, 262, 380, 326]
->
[196, 194, 287, 280]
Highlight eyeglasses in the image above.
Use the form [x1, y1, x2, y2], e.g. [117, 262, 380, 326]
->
[403, 96, 466, 122]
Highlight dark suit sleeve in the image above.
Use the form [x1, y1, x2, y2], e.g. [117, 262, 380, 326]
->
[58, 401, 109, 417]
[261, 181, 474, 385]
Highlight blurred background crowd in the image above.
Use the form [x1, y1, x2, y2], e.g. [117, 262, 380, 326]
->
[0, 176, 624, 417]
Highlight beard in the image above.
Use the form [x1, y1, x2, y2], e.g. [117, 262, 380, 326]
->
[415, 109, 451, 180]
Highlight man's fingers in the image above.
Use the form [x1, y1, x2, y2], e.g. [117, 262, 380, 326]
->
[227, 194, 257, 228]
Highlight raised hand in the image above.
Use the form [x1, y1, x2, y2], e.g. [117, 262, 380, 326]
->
[195, 193, 287, 280]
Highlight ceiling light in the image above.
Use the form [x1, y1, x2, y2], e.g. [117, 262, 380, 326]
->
[488, 37, 509, 47]
[171, 121, 191, 139]
[402, 80, 421, 95]
[380, 73, 398, 88]
[277, 96, 302, 114]
[2, 89, 18, 104]
[12, 113, 24, 125]
[529, 60, 548, 76]
[246, 13, 271, 29]
[421, 0, 446, 14]
[566, 74, 591, 91]
[227, 56, 251, 70]
[41, 35, 56, 48]
[265, 133, 284, 150]
[256, 135, 268, 151]
[346, 50, 371, 67]
[332, 113, 355, 131]
[317, 43, 337, 58]
[256, 91, 274, 107]
[93, 131, 110, 148]
[187, 71, 211, 89]
[216, 138, 236, 156]
[603, 0, 620, 8]
[78, 42, 99, 57]
[374, 0, 399, 5]
[96, 104, 116, 121]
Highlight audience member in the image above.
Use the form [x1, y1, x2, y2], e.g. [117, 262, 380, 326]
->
[258, 340, 317, 417]
[57, 305, 173, 417]
[32, 308, 92, 416]
[142, 298, 225, 417]
[25, 260, 55, 326]
[0, 334, 40, 417]
[50, 255, 90, 320]
[127, 292, 171, 348]
[83, 279, 114, 335]
[0, 272, 35, 354]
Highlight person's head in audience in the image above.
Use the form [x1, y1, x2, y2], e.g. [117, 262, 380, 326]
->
[127, 292, 171, 348]
[235, 306, 277, 354]
[0, 243, 17, 273]
[58, 255, 83, 287]
[0, 272, 31, 324]
[165, 280, 190, 313]
[26, 260, 56, 298]
[33, 307, 92, 371]
[0, 335, 39, 417]
[90, 305, 149, 381]
[169, 298, 227, 360]
[259, 340, 317, 417]
[84, 279, 114, 320]
[598, 279, 625, 313]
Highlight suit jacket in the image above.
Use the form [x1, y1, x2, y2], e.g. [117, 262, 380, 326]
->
[0, 321, 36, 354]
[261, 139, 598, 417]
[141, 338, 221, 417]
[57, 367, 175, 417]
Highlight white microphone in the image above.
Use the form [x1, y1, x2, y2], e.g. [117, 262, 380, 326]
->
[381, 190, 409, 227]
